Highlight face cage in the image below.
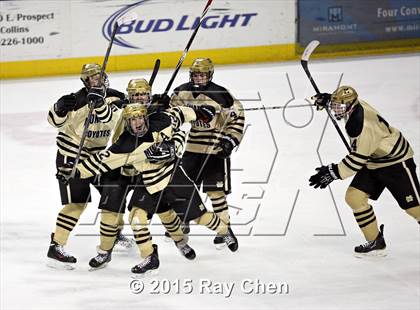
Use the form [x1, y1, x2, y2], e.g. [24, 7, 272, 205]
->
[190, 71, 212, 87]
[128, 93, 151, 106]
[125, 115, 149, 137]
[83, 73, 109, 90]
[329, 101, 348, 120]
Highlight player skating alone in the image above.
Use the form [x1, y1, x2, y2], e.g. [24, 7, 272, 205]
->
[309, 86, 420, 257]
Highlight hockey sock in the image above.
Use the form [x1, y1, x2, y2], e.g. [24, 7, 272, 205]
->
[158, 210, 183, 242]
[207, 191, 230, 224]
[99, 211, 121, 251]
[53, 203, 87, 245]
[346, 187, 379, 241]
[353, 205, 379, 241]
[129, 207, 153, 258]
[194, 212, 228, 235]
[118, 213, 125, 232]
[405, 205, 420, 223]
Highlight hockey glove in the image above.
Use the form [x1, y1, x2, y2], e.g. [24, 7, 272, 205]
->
[116, 98, 130, 109]
[87, 86, 106, 108]
[56, 163, 80, 185]
[54, 94, 77, 117]
[144, 140, 176, 163]
[309, 164, 340, 189]
[216, 136, 237, 159]
[151, 93, 171, 109]
[311, 93, 331, 111]
[194, 105, 216, 123]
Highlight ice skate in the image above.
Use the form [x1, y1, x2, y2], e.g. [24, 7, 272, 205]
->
[213, 234, 226, 250]
[89, 247, 112, 271]
[131, 244, 159, 277]
[223, 227, 238, 252]
[46, 233, 77, 270]
[354, 224, 387, 258]
[113, 230, 136, 252]
[175, 238, 196, 260]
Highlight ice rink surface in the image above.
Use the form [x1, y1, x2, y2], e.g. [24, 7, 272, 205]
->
[1, 53, 419, 310]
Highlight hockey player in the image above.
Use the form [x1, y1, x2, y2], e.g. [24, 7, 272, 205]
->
[57, 84, 238, 275]
[168, 58, 245, 250]
[47, 63, 125, 269]
[84, 78, 197, 270]
[309, 86, 420, 257]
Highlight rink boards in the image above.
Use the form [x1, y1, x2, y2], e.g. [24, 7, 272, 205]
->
[0, 0, 419, 79]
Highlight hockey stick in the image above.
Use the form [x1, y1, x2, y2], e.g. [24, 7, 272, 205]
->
[70, 11, 137, 178]
[163, 0, 213, 95]
[149, 59, 160, 86]
[301, 40, 351, 152]
[149, 59, 160, 87]
[238, 104, 313, 112]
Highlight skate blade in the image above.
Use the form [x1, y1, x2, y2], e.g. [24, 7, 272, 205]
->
[178, 250, 196, 261]
[214, 243, 227, 250]
[46, 258, 76, 270]
[354, 249, 387, 258]
[88, 262, 109, 272]
[131, 268, 159, 279]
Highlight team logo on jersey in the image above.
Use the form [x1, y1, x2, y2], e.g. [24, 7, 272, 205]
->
[405, 195, 414, 203]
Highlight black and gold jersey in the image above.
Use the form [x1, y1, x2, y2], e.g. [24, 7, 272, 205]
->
[76, 106, 196, 194]
[48, 88, 125, 160]
[338, 100, 414, 179]
[170, 82, 245, 155]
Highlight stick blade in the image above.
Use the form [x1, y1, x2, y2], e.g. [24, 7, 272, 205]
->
[116, 11, 137, 26]
[302, 40, 320, 61]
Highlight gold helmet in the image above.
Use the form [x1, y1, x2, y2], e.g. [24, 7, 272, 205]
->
[190, 58, 214, 86]
[330, 86, 358, 120]
[80, 63, 108, 89]
[126, 78, 152, 105]
[123, 103, 149, 137]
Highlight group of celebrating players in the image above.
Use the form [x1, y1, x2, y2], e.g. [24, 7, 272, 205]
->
[47, 58, 244, 275]
[46, 56, 420, 276]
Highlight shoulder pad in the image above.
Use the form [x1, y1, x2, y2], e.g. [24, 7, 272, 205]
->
[203, 82, 234, 108]
[345, 104, 364, 138]
[73, 88, 88, 110]
[148, 112, 172, 132]
[106, 88, 125, 100]
[174, 82, 193, 94]
[112, 98, 129, 109]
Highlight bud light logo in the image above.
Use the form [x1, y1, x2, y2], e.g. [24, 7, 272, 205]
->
[102, 0, 258, 49]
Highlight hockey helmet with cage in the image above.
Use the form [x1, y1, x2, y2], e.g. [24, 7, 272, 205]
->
[122, 103, 149, 137]
[190, 58, 214, 87]
[126, 78, 152, 106]
[80, 63, 109, 89]
[330, 86, 359, 120]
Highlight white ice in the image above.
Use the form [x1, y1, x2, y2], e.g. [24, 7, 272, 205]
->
[1, 54, 419, 310]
